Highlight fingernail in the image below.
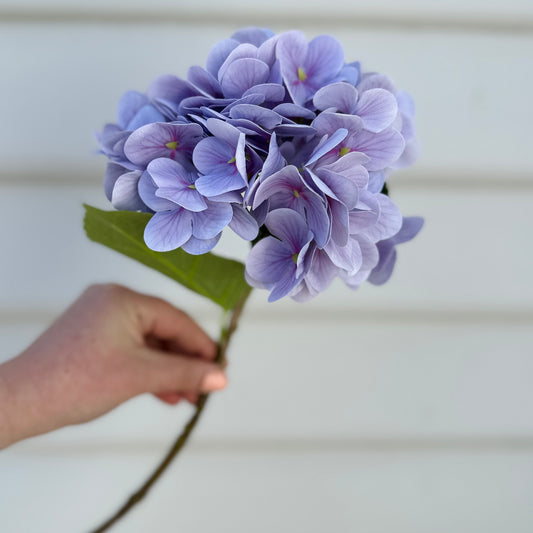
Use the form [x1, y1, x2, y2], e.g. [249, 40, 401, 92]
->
[201, 371, 227, 392]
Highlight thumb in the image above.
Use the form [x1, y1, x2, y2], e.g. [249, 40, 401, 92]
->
[137, 348, 227, 395]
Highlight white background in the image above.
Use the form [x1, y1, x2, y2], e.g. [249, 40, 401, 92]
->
[0, 1, 532, 532]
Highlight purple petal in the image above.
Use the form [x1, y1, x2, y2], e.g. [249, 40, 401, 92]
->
[147, 158, 207, 212]
[147, 74, 200, 116]
[181, 234, 221, 255]
[104, 162, 127, 201]
[364, 194, 403, 242]
[187, 66, 222, 97]
[246, 236, 294, 283]
[313, 82, 358, 113]
[357, 73, 397, 94]
[220, 58, 270, 99]
[205, 118, 241, 147]
[305, 250, 339, 293]
[391, 216, 424, 245]
[231, 27, 274, 47]
[368, 171, 385, 193]
[268, 267, 300, 302]
[117, 91, 148, 130]
[265, 208, 312, 252]
[273, 103, 316, 121]
[206, 38, 240, 77]
[368, 245, 397, 285]
[356, 88, 398, 133]
[229, 204, 259, 240]
[229, 104, 282, 130]
[111, 170, 146, 211]
[306, 128, 348, 166]
[349, 191, 380, 234]
[325, 233, 362, 272]
[126, 105, 166, 131]
[305, 34, 345, 84]
[195, 170, 246, 197]
[273, 124, 317, 137]
[138, 171, 176, 212]
[193, 136, 235, 175]
[191, 201, 233, 239]
[124, 122, 203, 168]
[144, 209, 193, 252]
[243, 83, 285, 103]
[261, 133, 286, 180]
[352, 129, 405, 171]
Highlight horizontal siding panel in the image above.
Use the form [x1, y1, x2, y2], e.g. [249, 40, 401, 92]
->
[0, 24, 532, 182]
[1, 448, 532, 533]
[1, 0, 533, 23]
[0, 185, 532, 313]
[2, 319, 532, 442]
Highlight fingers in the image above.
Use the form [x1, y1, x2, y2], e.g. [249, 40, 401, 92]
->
[139, 347, 227, 395]
[133, 292, 217, 361]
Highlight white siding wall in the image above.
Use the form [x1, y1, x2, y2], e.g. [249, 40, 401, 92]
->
[0, 2, 532, 532]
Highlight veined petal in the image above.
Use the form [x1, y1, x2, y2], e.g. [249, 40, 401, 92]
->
[104, 162, 128, 201]
[124, 122, 203, 167]
[306, 128, 348, 166]
[138, 171, 176, 212]
[229, 104, 283, 130]
[364, 193, 403, 242]
[305, 34, 345, 84]
[195, 170, 246, 197]
[144, 209, 193, 252]
[191, 201, 233, 239]
[181, 234, 221, 255]
[242, 83, 285, 103]
[246, 236, 294, 283]
[206, 38, 240, 77]
[193, 137, 235, 175]
[111, 171, 146, 212]
[313, 82, 358, 113]
[265, 208, 312, 252]
[220, 58, 270, 99]
[117, 91, 148, 130]
[229, 204, 259, 240]
[352, 128, 405, 171]
[367, 243, 397, 285]
[356, 88, 398, 133]
[187, 66, 222, 97]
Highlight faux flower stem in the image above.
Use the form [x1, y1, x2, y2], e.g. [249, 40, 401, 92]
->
[89, 288, 251, 533]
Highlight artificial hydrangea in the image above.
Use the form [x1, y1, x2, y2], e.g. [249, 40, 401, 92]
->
[97, 27, 423, 302]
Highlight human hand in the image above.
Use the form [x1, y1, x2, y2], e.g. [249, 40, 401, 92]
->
[0, 284, 226, 449]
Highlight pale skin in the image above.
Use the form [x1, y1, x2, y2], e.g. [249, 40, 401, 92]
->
[0, 284, 227, 450]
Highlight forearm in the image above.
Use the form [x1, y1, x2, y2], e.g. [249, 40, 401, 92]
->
[0, 348, 67, 450]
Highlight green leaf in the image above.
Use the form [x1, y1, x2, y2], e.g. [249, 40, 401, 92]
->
[83, 205, 251, 311]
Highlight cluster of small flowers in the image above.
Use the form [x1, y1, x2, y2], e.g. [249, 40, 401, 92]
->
[98, 27, 423, 302]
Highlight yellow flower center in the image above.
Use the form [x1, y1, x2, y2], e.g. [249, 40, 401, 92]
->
[165, 141, 178, 150]
[297, 67, 307, 82]
[228, 156, 236, 164]
[292, 253, 299, 263]
[293, 189, 300, 198]
[339, 146, 351, 157]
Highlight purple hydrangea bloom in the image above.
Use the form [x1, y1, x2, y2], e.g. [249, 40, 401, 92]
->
[245, 209, 315, 302]
[97, 27, 423, 301]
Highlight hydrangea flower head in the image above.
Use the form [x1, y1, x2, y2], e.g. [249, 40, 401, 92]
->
[98, 27, 423, 302]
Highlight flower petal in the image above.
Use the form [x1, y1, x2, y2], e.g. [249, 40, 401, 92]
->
[181, 234, 221, 255]
[356, 88, 398, 133]
[313, 82, 358, 113]
[144, 209, 193, 252]
[191, 201, 233, 239]
[229, 204, 259, 240]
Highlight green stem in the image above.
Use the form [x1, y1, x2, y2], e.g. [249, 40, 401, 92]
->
[89, 289, 251, 533]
